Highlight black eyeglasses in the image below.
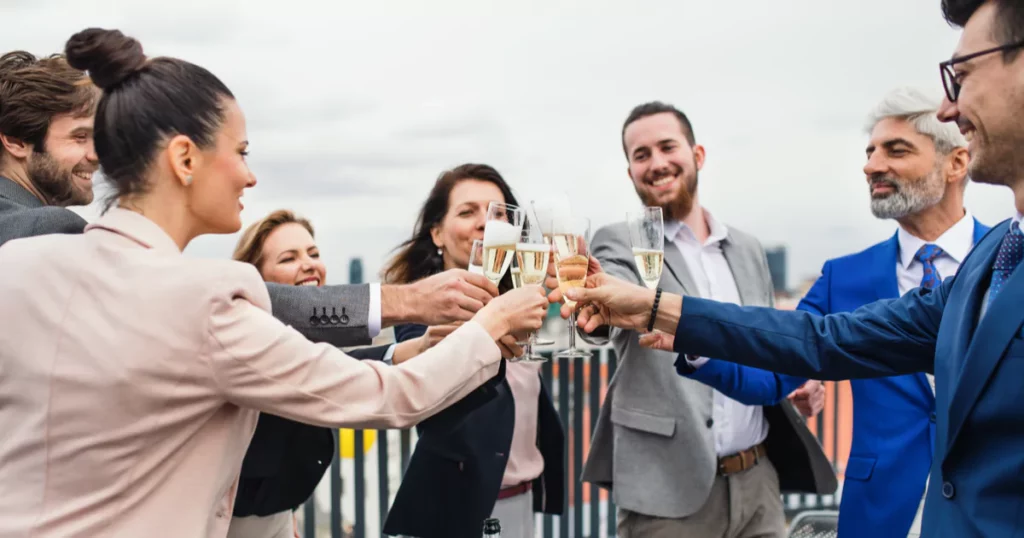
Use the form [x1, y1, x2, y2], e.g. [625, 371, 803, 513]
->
[940, 39, 1024, 102]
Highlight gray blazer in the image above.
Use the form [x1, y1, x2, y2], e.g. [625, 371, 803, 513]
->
[0, 176, 373, 347]
[580, 221, 836, 519]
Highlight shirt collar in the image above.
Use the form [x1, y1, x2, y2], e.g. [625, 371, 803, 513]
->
[897, 211, 975, 269]
[85, 207, 183, 253]
[664, 208, 729, 246]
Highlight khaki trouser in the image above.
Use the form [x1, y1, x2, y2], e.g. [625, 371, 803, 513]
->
[617, 457, 786, 538]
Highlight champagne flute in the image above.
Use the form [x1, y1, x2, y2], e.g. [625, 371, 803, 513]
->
[482, 202, 523, 285]
[551, 215, 592, 359]
[509, 255, 523, 289]
[468, 239, 485, 276]
[515, 216, 551, 362]
[529, 196, 572, 347]
[627, 207, 665, 289]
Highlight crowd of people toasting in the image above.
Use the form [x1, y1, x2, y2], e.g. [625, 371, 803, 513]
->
[0, 0, 1022, 537]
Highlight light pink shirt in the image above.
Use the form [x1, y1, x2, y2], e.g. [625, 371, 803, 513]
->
[500, 362, 545, 487]
[0, 208, 502, 538]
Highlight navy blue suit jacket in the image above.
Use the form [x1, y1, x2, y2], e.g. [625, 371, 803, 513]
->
[383, 324, 565, 538]
[673, 219, 1024, 537]
[679, 219, 989, 537]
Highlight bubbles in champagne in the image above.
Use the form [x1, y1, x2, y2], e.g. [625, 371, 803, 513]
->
[556, 254, 589, 307]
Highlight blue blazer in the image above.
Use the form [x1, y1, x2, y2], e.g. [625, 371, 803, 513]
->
[382, 324, 565, 538]
[673, 219, 1024, 537]
[684, 219, 989, 537]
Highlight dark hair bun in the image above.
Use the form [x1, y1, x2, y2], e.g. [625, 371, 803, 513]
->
[65, 28, 146, 89]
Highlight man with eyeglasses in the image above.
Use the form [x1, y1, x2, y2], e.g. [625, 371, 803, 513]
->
[555, 1, 1024, 536]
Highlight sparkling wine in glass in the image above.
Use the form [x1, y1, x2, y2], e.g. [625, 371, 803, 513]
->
[482, 202, 523, 285]
[467, 239, 485, 276]
[510, 256, 523, 289]
[516, 217, 551, 362]
[627, 207, 664, 289]
[551, 215, 592, 359]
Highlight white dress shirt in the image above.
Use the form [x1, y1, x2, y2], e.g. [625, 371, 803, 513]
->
[896, 211, 976, 394]
[671, 211, 770, 458]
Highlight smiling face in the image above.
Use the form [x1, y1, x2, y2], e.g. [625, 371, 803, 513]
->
[26, 112, 98, 206]
[430, 179, 506, 270]
[937, 1, 1024, 188]
[864, 117, 947, 219]
[258, 221, 326, 287]
[185, 99, 257, 234]
[623, 112, 704, 221]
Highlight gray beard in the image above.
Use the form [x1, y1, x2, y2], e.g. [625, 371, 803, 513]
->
[869, 171, 945, 220]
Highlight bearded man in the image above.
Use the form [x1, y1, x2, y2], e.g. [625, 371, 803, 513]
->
[577, 101, 836, 538]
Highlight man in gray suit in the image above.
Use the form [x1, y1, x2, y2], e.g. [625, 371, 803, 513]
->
[566, 102, 836, 537]
[0, 50, 495, 348]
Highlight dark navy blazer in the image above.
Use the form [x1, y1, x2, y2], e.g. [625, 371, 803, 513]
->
[382, 324, 565, 538]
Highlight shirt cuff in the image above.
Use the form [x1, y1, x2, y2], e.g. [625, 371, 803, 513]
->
[368, 282, 382, 338]
[687, 355, 710, 368]
[382, 344, 396, 365]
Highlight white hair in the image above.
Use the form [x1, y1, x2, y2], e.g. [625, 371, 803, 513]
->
[865, 87, 966, 154]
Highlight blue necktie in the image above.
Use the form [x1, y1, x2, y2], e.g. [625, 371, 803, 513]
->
[915, 244, 945, 290]
[988, 221, 1024, 307]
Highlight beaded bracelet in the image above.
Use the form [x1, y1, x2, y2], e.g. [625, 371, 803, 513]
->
[647, 288, 663, 333]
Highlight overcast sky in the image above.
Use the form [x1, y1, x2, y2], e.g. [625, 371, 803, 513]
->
[4, 0, 1015, 288]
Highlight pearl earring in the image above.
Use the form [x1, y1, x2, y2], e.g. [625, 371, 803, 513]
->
[184, 175, 193, 185]
[437, 247, 443, 256]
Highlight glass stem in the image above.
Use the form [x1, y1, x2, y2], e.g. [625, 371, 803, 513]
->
[567, 311, 577, 351]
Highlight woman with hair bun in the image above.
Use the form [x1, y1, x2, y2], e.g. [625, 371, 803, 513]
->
[0, 28, 549, 538]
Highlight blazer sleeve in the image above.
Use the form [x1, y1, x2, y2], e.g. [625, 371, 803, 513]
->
[203, 280, 503, 430]
[346, 345, 392, 361]
[673, 245, 814, 405]
[394, 322, 507, 434]
[673, 275, 950, 380]
[675, 359, 806, 406]
[265, 283, 372, 348]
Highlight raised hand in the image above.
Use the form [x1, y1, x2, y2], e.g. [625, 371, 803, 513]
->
[545, 254, 604, 313]
[473, 285, 549, 342]
[638, 331, 675, 351]
[788, 380, 826, 418]
[388, 269, 500, 326]
[564, 272, 657, 333]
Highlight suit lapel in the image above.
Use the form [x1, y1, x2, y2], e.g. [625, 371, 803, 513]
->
[720, 237, 762, 306]
[873, 233, 901, 302]
[945, 221, 1022, 451]
[663, 239, 698, 297]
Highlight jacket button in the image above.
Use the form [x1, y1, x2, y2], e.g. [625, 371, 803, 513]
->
[929, 412, 936, 423]
[706, 418, 714, 428]
[941, 481, 955, 499]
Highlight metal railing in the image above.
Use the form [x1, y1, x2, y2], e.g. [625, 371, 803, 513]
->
[295, 347, 847, 537]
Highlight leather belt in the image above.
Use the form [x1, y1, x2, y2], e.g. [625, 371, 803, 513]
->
[717, 443, 767, 476]
[497, 481, 532, 500]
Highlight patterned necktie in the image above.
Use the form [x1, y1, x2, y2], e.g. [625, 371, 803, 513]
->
[915, 244, 945, 289]
[988, 220, 1024, 307]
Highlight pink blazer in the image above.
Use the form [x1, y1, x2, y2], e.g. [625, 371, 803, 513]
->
[0, 208, 501, 537]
